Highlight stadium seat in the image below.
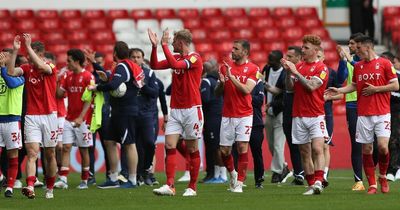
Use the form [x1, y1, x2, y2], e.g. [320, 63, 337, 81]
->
[95, 43, 114, 54]
[107, 10, 129, 19]
[249, 40, 262, 51]
[191, 28, 207, 41]
[251, 16, 275, 28]
[91, 30, 115, 43]
[0, 19, 13, 30]
[137, 19, 159, 31]
[383, 7, 400, 19]
[0, 10, 10, 19]
[0, 31, 16, 44]
[384, 18, 400, 33]
[275, 16, 297, 29]
[294, 7, 318, 18]
[272, 7, 293, 17]
[298, 17, 322, 28]
[66, 30, 89, 42]
[249, 50, 268, 66]
[130, 9, 153, 20]
[209, 28, 232, 41]
[201, 8, 222, 17]
[248, 8, 270, 17]
[202, 17, 225, 29]
[86, 19, 110, 30]
[286, 40, 303, 47]
[226, 17, 250, 29]
[116, 31, 139, 45]
[14, 19, 36, 31]
[177, 8, 199, 19]
[321, 40, 337, 51]
[282, 27, 304, 41]
[232, 28, 255, 40]
[160, 19, 184, 31]
[224, 8, 246, 17]
[60, 10, 82, 19]
[56, 53, 68, 67]
[214, 41, 232, 53]
[112, 19, 135, 32]
[18, 30, 41, 41]
[70, 41, 94, 51]
[13, 9, 34, 19]
[42, 31, 65, 43]
[324, 49, 339, 63]
[83, 10, 106, 19]
[258, 28, 281, 41]
[154, 9, 176, 19]
[263, 41, 287, 53]
[200, 51, 220, 61]
[309, 27, 330, 39]
[47, 42, 70, 54]
[36, 10, 59, 19]
[195, 42, 213, 53]
[391, 30, 400, 44]
[183, 18, 202, 29]
[62, 18, 84, 30]
[38, 19, 61, 31]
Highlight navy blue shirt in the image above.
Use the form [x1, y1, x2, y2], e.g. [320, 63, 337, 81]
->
[96, 61, 140, 116]
[200, 73, 222, 121]
[252, 81, 265, 127]
[324, 68, 340, 116]
[137, 65, 159, 118]
[156, 78, 168, 115]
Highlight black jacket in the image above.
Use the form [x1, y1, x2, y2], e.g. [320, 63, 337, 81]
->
[262, 65, 286, 116]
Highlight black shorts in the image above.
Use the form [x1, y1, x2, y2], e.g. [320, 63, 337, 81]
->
[104, 115, 136, 145]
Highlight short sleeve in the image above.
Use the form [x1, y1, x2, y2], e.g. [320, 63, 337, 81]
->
[313, 63, 328, 84]
[247, 65, 259, 84]
[384, 60, 398, 83]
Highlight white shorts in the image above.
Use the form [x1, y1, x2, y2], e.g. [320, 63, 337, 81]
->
[356, 114, 391, 144]
[25, 113, 58, 147]
[220, 115, 253, 146]
[292, 115, 329, 145]
[165, 106, 204, 140]
[0, 121, 22, 150]
[62, 120, 93, 147]
[57, 117, 65, 143]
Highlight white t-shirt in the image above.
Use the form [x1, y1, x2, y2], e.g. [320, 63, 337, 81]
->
[266, 67, 283, 104]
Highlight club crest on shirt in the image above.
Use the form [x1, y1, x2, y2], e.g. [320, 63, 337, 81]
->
[310, 66, 315, 72]
[79, 76, 83, 83]
[360, 65, 364, 69]
[375, 63, 380, 70]
[244, 67, 248, 73]
[392, 66, 396, 74]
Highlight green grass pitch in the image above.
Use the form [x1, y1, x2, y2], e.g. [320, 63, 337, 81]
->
[1, 170, 399, 210]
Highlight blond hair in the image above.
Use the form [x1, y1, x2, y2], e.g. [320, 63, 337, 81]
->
[174, 29, 193, 45]
[302, 35, 321, 46]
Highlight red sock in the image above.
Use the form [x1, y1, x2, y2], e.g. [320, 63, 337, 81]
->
[26, 176, 36, 187]
[46, 176, 56, 190]
[237, 152, 248, 182]
[378, 152, 389, 176]
[363, 154, 376, 186]
[165, 148, 176, 186]
[59, 168, 69, 177]
[305, 174, 315, 186]
[314, 170, 324, 183]
[188, 151, 200, 191]
[81, 170, 90, 181]
[7, 157, 18, 188]
[177, 141, 190, 171]
[222, 154, 234, 173]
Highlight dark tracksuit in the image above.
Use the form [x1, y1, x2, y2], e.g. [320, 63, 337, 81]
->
[324, 68, 340, 145]
[201, 73, 223, 178]
[388, 71, 400, 174]
[154, 78, 168, 142]
[249, 81, 265, 183]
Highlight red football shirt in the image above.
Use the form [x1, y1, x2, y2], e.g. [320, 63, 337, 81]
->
[352, 57, 398, 116]
[292, 60, 329, 117]
[169, 52, 203, 108]
[57, 71, 67, 118]
[221, 60, 259, 117]
[60, 70, 94, 121]
[21, 62, 57, 115]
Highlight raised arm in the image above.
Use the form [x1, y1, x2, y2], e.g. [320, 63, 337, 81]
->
[281, 58, 323, 92]
[23, 34, 52, 74]
[7, 35, 23, 76]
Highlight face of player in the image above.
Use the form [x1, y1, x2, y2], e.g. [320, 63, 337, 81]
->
[316, 50, 325, 62]
[267, 54, 281, 69]
[130, 51, 144, 66]
[231, 43, 247, 62]
[67, 55, 80, 72]
[301, 42, 317, 61]
[394, 58, 400, 70]
[285, 50, 301, 64]
[95, 56, 105, 67]
[356, 42, 369, 60]
[348, 39, 357, 54]
[172, 37, 182, 53]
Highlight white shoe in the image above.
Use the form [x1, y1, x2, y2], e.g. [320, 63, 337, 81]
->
[177, 171, 190, 182]
[54, 179, 68, 189]
[313, 181, 323, 195]
[34, 179, 44, 187]
[13, 179, 23, 189]
[303, 186, 314, 195]
[229, 171, 238, 191]
[230, 181, 243, 193]
[387, 173, 395, 182]
[45, 189, 54, 199]
[395, 169, 400, 180]
[117, 175, 128, 183]
[182, 188, 197, 196]
[77, 181, 88, 190]
[153, 184, 176, 196]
